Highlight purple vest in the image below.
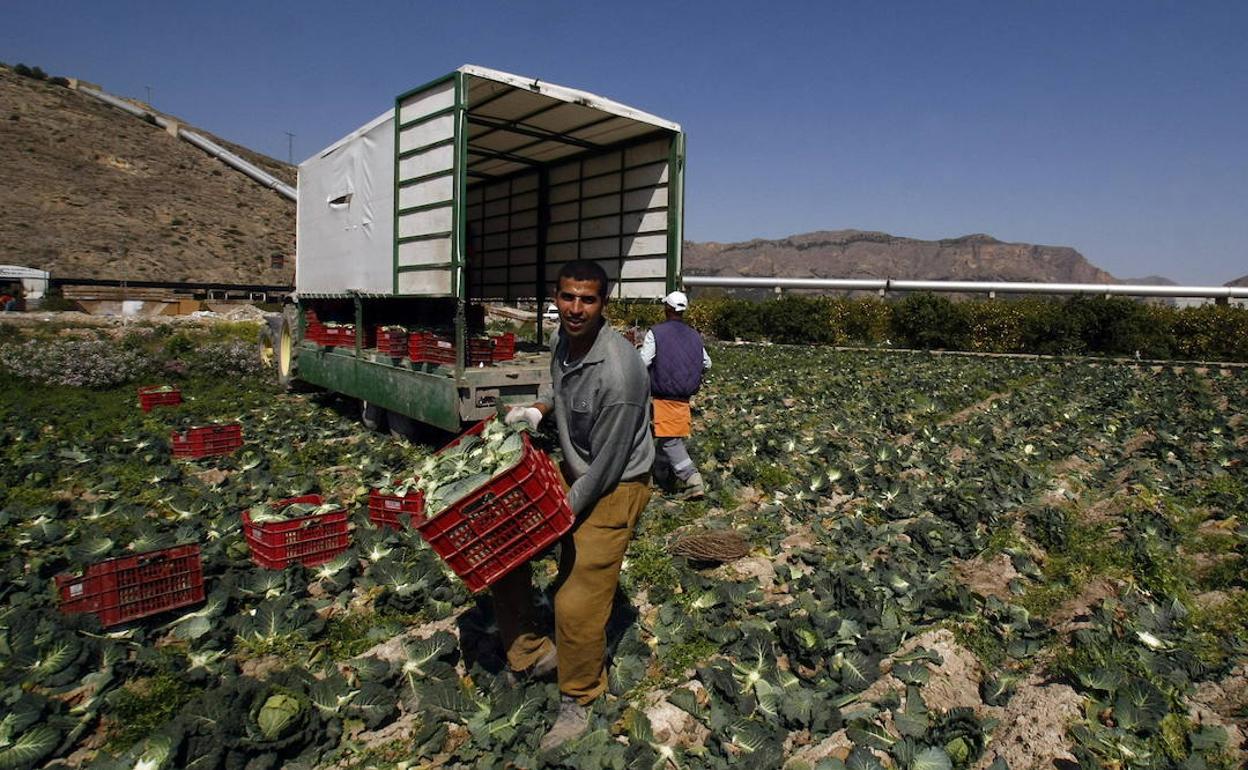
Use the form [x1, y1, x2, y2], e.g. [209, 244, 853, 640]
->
[650, 320, 705, 399]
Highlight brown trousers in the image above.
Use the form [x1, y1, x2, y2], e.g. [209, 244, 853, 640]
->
[491, 475, 651, 704]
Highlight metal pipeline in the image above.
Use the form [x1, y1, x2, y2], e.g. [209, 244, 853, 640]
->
[179, 129, 296, 200]
[682, 275, 1248, 301]
[77, 86, 296, 201]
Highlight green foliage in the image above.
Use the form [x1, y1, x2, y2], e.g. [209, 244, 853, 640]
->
[676, 293, 1248, 360]
[13, 63, 48, 80]
[5, 327, 1248, 769]
[163, 332, 197, 358]
[105, 674, 195, 751]
[891, 293, 967, 350]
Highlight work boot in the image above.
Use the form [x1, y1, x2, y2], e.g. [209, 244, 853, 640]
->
[504, 645, 557, 687]
[538, 696, 589, 752]
[680, 472, 705, 500]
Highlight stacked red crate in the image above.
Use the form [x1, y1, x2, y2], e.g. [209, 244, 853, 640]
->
[409, 331, 457, 365]
[374, 326, 409, 357]
[304, 308, 326, 345]
[321, 325, 356, 348]
[491, 332, 517, 363]
[467, 337, 494, 366]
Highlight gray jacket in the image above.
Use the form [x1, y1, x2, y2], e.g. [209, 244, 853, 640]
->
[538, 321, 654, 517]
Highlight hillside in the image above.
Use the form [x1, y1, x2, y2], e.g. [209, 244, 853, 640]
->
[684, 229, 1119, 285]
[0, 65, 295, 285]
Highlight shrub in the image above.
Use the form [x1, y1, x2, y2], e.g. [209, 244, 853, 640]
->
[762, 296, 832, 344]
[891, 292, 967, 349]
[164, 333, 196, 358]
[190, 340, 265, 375]
[674, 293, 1248, 362]
[961, 300, 1025, 353]
[14, 64, 48, 80]
[840, 297, 892, 345]
[0, 339, 154, 388]
[711, 299, 768, 341]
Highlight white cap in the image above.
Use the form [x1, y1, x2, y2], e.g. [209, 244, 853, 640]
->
[663, 290, 688, 312]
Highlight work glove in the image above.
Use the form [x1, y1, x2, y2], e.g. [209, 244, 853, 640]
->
[504, 406, 543, 431]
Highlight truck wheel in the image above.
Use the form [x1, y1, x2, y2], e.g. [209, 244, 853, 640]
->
[361, 400, 386, 432]
[258, 316, 282, 374]
[387, 410, 417, 441]
[277, 307, 301, 390]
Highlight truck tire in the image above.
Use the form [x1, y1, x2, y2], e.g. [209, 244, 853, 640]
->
[277, 306, 301, 390]
[257, 315, 283, 374]
[361, 400, 386, 432]
[387, 410, 417, 441]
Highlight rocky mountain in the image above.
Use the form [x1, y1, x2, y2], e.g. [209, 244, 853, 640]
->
[1228, 275, 1248, 287]
[1122, 275, 1177, 285]
[0, 64, 295, 285]
[684, 230, 1119, 285]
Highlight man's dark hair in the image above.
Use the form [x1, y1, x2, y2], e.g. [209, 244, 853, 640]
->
[555, 260, 611, 300]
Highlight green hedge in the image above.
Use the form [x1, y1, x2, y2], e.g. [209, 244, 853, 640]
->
[611, 294, 1248, 362]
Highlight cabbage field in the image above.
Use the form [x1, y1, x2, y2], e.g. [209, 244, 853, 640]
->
[1, 321, 1246, 770]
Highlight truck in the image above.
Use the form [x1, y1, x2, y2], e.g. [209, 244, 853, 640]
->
[269, 65, 685, 432]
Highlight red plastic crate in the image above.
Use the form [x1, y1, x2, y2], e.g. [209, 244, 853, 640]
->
[368, 489, 424, 530]
[243, 494, 351, 569]
[321, 325, 356, 348]
[374, 327, 409, 357]
[412, 420, 574, 592]
[138, 385, 182, 412]
[409, 331, 457, 365]
[467, 337, 494, 366]
[171, 423, 243, 458]
[55, 544, 205, 627]
[492, 333, 516, 363]
[305, 309, 326, 344]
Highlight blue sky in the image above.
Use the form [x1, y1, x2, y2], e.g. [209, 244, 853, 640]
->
[4, 1, 1246, 283]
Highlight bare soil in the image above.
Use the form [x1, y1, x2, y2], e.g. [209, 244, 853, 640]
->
[0, 66, 294, 284]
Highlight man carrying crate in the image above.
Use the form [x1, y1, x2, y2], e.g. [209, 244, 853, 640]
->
[499, 259, 654, 751]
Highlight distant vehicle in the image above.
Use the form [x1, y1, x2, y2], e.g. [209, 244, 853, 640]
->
[543, 304, 559, 321]
[267, 65, 686, 432]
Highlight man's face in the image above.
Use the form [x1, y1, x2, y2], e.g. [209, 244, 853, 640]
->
[555, 276, 606, 342]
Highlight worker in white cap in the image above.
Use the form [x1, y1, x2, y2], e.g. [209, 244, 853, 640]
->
[638, 290, 711, 498]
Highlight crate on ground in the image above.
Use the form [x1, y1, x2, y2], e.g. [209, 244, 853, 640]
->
[243, 494, 350, 569]
[409, 331, 457, 365]
[138, 385, 182, 412]
[171, 423, 243, 459]
[374, 326, 409, 357]
[492, 332, 517, 363]
[368, 489, 424, 530]
[55, 544, 205, 627]
[413, 419, 574, 592]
